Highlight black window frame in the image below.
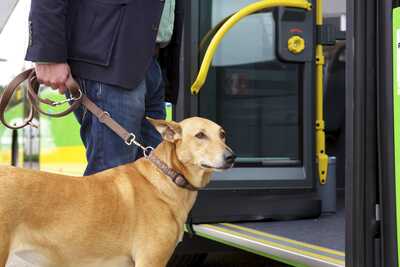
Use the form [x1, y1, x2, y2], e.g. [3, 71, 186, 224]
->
[177, 0, 316, 190]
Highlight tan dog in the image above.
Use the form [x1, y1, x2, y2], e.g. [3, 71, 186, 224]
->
[0, 117, 235, 267]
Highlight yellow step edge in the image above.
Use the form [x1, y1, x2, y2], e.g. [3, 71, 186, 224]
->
[202, 224, 345, 266]
[222, 223, 345, 257]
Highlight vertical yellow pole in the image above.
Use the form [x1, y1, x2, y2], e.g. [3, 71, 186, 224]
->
[316, 0, 328, 184]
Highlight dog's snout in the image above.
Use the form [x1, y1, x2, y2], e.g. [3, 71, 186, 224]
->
[224, 151, 236, 164]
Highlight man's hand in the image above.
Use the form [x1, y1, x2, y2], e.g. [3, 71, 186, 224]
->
[35, 63, 71, 94]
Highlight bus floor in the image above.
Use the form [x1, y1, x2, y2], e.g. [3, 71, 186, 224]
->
[193, 194, 345, 267]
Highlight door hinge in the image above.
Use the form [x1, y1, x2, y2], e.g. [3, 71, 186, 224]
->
[375, 203, 380, 222]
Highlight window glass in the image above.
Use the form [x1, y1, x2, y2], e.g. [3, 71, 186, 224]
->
[199, 0, 302, 165]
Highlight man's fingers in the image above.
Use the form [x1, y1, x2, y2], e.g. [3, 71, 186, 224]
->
[39, 78, 51, 88]
[56, 75, 69, 94]
[48, 79, 61, 90]
[34, 63, 71, 93]
[58, 84, 67, 94]
[36, 78, 64, 92]
[35, 73, 46, 84]
[36, 75, 55, 89]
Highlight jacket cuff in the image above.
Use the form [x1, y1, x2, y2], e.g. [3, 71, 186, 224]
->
[25, 12, 68, 63]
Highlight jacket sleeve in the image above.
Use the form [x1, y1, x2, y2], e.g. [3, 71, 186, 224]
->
[25, 0, 69, 62]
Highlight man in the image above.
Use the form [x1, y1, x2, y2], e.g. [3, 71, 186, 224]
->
[25, 0, 184, 175]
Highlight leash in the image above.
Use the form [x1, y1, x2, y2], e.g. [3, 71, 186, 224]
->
[0, 68, 199, 191]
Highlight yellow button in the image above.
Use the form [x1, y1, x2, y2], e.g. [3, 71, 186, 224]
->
[288, 35, 305, 54]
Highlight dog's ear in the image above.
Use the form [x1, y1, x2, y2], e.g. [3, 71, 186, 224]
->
[146, 117, 182, 142]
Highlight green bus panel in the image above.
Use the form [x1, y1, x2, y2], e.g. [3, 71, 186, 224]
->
[393, 7, 400, 260]
[0, 103, 23, 165]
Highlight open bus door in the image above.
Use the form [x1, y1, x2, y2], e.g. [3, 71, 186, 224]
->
[179, 0, 321, 224]
[171, 0, 346, 266]
[172, 0, 400, 266]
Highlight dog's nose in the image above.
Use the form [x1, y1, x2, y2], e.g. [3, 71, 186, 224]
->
[224, 151, 236, 164]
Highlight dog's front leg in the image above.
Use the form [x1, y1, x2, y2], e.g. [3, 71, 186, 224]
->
[0, 248, 8, 267]
[133, 249, 174, 267]
[134, 258, 169, 267]
[0, 231, 10, 267]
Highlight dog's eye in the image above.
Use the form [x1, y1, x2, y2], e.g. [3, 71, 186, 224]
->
[220, 131, 226, 140]
[195, 132, 207, 139]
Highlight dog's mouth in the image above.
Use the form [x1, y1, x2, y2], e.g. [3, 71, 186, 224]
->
[201, 163, 234, 171]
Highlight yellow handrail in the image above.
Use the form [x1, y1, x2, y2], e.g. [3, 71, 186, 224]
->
[315, 0, 328, 184]
[191, 0, 312, 94]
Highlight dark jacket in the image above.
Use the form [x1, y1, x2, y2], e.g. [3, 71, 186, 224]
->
[25, 0, 184, 104]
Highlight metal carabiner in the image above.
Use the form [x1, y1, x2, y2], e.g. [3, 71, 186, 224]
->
[125, 133, 137, 146]
[143, 146, 154, 158]
[52, 89, 83, 106]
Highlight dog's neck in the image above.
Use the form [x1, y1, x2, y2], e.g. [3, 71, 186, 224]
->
[134, 141, 211, 217]
[150, 141, 211, 189]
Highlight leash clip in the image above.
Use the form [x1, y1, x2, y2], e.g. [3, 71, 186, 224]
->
[143, 146, 154, 158]
[52, 89, 83, 106]
[125, 133, 154, 158]
[125, 133, 136, 146]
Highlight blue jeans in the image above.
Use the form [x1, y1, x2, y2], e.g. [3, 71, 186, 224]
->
[74, 58, 165, 175]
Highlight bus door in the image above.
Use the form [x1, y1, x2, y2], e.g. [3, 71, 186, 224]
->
[177, 0, 321, 223]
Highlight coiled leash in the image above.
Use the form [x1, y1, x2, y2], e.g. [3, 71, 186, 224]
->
[0, 68, 199, 191]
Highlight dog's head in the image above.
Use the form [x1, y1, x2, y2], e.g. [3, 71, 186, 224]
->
[148, 117, 235, 186]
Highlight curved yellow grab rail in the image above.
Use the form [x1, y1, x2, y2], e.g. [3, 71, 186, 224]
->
[191, 0, 312, 94]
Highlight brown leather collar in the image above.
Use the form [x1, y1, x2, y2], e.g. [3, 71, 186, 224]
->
[147, 153, 200, 191]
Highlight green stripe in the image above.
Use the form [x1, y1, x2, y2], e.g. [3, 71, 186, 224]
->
[219, 223, 344, 261]
[194, 228, 309, 267]
[393, 8, 400, 264]
[203, 224, 344, 266]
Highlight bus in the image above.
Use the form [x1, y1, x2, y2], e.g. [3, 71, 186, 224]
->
[0, 0, 397, 266]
